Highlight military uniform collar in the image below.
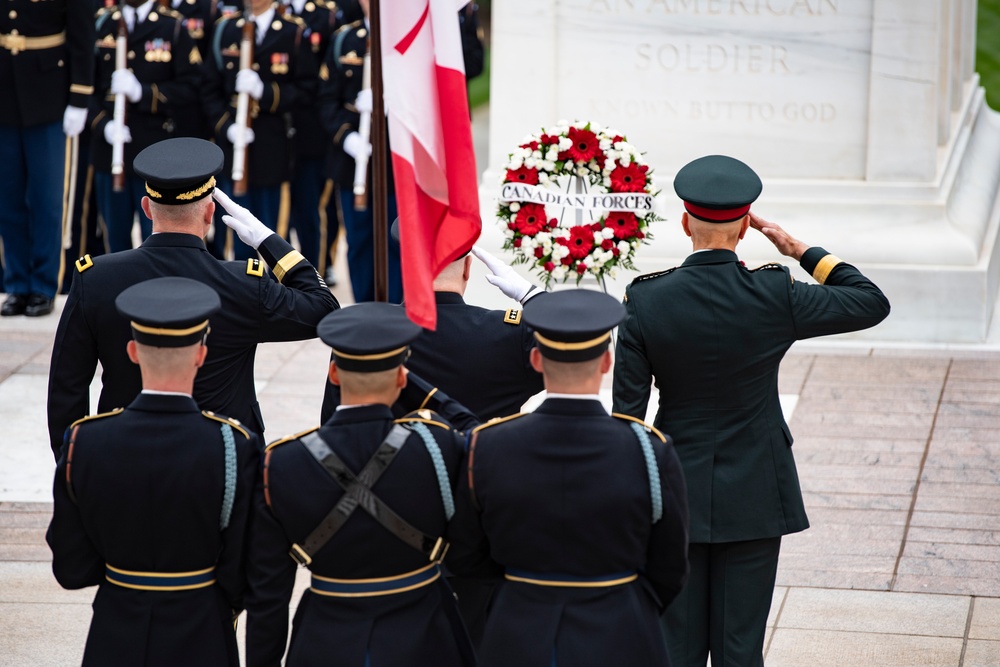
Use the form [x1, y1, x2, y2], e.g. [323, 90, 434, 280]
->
[326, 403, 394, 425]
[535, 396, 609, 416]
[681, 249, 739, 266]
[141, 232, 209, 250]
[434, 291, 466, 306]
[127, 392, 201, 413]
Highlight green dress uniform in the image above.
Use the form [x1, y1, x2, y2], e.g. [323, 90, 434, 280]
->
[612, 155, 891, 667]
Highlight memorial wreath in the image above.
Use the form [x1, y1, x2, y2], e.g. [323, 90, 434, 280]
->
[497, 120, 661, 288]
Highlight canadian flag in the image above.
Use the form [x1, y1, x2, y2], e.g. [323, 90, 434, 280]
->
[382, 0, 481, 330]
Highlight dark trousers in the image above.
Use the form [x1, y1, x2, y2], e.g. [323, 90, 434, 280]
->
[288, 156, 324, 268]
[663, 537, 781, 667]
[62, 135, 103, 293]
[320, 179, 341, 277]
[337, 187, 402, 303]
[94, 171, 151, 253]
[0, 121, 66, 298]
[210, 177, 281, 261]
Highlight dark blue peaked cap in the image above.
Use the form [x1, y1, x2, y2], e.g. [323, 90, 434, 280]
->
[318, 303, 424, 372]
[115, 277, 221, 347]
[523, 289, 625, 362]
[134, 138, 223, 205]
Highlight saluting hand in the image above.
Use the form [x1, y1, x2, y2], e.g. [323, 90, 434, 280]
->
[749, 212, 808, 261]
[213, 188, 273, 250]
[471, 246, 544, 305]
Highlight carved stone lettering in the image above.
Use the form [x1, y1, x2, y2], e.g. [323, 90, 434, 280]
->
[588, 0, 837, 16]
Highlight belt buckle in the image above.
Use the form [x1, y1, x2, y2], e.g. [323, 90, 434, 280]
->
[428, 537, 449, 562]
[2, 34, 27, 55]
[289, 543, 312, 567]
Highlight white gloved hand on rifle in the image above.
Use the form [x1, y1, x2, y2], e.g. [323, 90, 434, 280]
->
[235, 69, 265, 100]
[226, 124, 255, 146]
[472, 245, 544, 304]
[213, 188, 273, 249]
[354, 88, 373, 114]
[103, 120, 132, 145]
[111, 69, 142, 103]
[62, 105, 88, 138]
[343, 131, 371, 160]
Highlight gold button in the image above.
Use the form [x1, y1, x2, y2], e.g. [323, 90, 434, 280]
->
[252, 63, 259, 71]
[305, 2, 314, 10]
[345, 69, 353, 77]
[128, 50, 135, 59]
[10, 29, 17, 35]
[8, 10, 16, 19]
[57, 59, 63, 67]
[148, 11, 158, 21]
[104, 53, 110, 61]
[271, 20, 281, 30]
[226, 62, 233, 69]
[112, 11, 121, 20]
[357, 28, 366, 38]
[236, 18, 245, 27]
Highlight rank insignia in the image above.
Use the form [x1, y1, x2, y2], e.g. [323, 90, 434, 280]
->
[270, 52, 289, 75]
[98, 34, 116, 48]
[319, 63, 329, 81]
[339, 49, 362, 66]
[186, 18, 204, 40]
[189, 46, 202, 65]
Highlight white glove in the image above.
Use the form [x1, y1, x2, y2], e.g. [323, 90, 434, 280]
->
[103, 120, 132, 145]
[354, 88, 372, 114]
[472, 245, 543, 304]
[226, 124, 255, 146]
[235, 69, 265, 100]
[343, 131, 371, 160]
[62, 105, 87, 138]
[111, 69, 142, 103]
[213, 188, 273, 249]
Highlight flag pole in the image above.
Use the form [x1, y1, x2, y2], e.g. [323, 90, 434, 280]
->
[369, 0, 389, 302]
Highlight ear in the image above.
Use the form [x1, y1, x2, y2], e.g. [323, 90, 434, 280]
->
[328, 361, 340, 386]
[737, 215, 750, 240]
[397, 366, 408, 389]
[462, 255, 473, 282]
[681, 212, 692, 238]
[126, 340, 140, 366]
[529, 347, 544, 373]
[140, 196, 152, 221]
[195, 344, 208, 368]
[599, 349, 612, 374]
[204, 199, 215, 224]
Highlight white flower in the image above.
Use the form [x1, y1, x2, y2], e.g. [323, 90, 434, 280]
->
[521, 236, 536, 252]
[535, 232, 552, 245]
[539, 172, 550, 183]
[504, 226, 515, 239]
[552, 266, 568, 281]
[546, 149, 559, 161]
[599, 139, 611, 150]
[576, 167, 588, 177]
[508, 158, 523, 170]
[601, 227, 616, 240]
[603, 177, 612, 187]
[509, 202, 520, 213]
[617, 240, 630, 253]
[533, 150, 543, 159]
[559, 137, 572, 151]
[525, 158, 536, 169]
[552, 244, 570, 259]
[564, 160, 574, 170]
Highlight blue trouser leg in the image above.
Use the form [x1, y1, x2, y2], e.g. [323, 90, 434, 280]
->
[337, 188, 402, 303]
[0, 121, 66, 298]
[289, 156, 323, 267]
[94, 171, 147, 253]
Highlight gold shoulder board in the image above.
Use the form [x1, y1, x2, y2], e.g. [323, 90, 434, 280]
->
[76, 254, 94, 273]
[611, 413, 667, 443]
[471, 412, 526, 434]
[750, 262, 783, 272]
[631, 267, 676, 285]
[264, 426, 319, 452]
[201, 411, 250, 439]
[69, 407, 124, 428]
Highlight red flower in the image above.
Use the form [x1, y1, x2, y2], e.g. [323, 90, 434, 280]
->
[514, 204, 547, 236]
[544, 261, 555, 272]
[576, 263, 588, 274]
[601, 238, 614, 250]
[605, 212, 639, 239]
[534, 246, 545, 258]
[561, 225, 595, 259]
[566, 127, 600, 163]
[548, 218, 558, 228]
[512, 238, 521, 248]
[561, 256, 574, 266]
[609, 162, 647, 192]
[506, 166, 539, 185]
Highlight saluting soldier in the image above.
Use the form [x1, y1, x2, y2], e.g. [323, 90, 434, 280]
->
[0, 0, 94, 317]
[245, 303, 474, 667]
[612, 155, 891, 667]
[90, 0, 204, 252]
[204, 0, 318, 260]
[438, 289, 690, 667]
[47, 277, 258, 667]
[47, 138, 338, 460]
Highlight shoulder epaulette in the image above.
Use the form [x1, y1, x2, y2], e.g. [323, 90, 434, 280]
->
[70, 407, 124, 429]
[156, 5, 183, 20]
[335, 19, 361, 34]
[75, 254, 95, 273]
[396, 410, 450, 430]
[201, 411, 250, 439]
[503, 308, 522, 325]
[264, 426, 319, 452]
[630, 267, 677, 285]
[471, 412, 527, 434]
[246, 257, 264, 277]
[611, 413, 666, 443]
[216, 10, 239, 25]
[749, 262, 784, 272]
[283, 13, 306, 27]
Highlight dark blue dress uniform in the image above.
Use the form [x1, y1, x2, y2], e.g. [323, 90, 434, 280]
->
[441, 290, 690, 667]
[245, 304, 474, 667]
[167, 0, 225, 141]
[46, 138, 339, 459]
[321, 290, 544, 423]
[318, 19, 402, 303]
[611, 155, 891, 667]
[90, 2, 204, 251]
[0, 0, 94, 309]
[46, 278, 259, 667]
[204, 5, 318, 259]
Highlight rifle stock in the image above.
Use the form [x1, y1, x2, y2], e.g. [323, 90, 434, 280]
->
[232, 16, 254, 196]
[111, 16, 128, 193]
[352, 51, 371, 211]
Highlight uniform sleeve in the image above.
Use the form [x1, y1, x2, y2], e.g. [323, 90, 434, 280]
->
[215, 432, 260, 613]
[399, 373, 481, 433]
[643, 438, 689, 609]
[245, 455, 298, 667]
[444, 447, 502, 580]
[258, 24, 318, 114]
[253, 234, 339, 342]
[136, 19, 203, 113]
[611, 286, 653, 420]
[67, 0, 97, 108]
[45, 435, 103, 590]
[46, 276, 99, 461]
[790, 247, 891, 340]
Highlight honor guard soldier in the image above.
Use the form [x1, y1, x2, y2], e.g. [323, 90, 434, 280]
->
[612, 155, 890, 667]
[47, 137, 338, 460]
[204, 0, 318, 260]
[0, 0, 94, 317]
[47, 277, 258, 667]
[437, 289, 689, 667]
[91, 0, 204, 251]
[245, 303, 474, 667]
[168, 0, 228, 141]
[318, 0, 403, 302]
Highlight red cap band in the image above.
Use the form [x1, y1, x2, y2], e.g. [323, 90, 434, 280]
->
[683, 201, 751, 223]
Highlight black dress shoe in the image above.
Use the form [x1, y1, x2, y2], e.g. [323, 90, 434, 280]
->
[24, 294, 54, 317]
[1, 294, 27, 316]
